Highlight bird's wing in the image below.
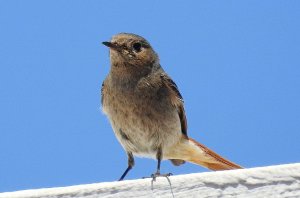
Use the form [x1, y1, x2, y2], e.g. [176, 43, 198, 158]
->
[160, 73, 188, 136]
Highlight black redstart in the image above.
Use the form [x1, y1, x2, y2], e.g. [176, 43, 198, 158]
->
[101, 33, 242, 180]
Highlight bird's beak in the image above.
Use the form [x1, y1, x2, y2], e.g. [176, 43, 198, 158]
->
[102, 41, 119, 50]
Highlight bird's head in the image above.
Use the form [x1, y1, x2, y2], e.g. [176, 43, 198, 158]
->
[102, 33, 159, 68]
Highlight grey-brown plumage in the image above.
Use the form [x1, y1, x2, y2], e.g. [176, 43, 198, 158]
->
[101, 33, 242, 180]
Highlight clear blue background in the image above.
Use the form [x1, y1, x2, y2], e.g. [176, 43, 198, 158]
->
[0, 0, 299, 192]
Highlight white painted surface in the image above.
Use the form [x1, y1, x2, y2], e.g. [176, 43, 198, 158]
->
[1, 163, 300, 198]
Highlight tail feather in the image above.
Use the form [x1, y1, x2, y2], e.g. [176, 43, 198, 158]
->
[165, 137, 242, 170]
[189, 138, 242, 170]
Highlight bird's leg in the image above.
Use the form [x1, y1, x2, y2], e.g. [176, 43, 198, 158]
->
[151, 147, 172, 181]
[147, 147, 173, 192]
[154, 147, 162, 176]
[119, 152, 134, 181]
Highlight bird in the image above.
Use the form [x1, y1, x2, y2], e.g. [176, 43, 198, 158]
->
[101, 33, 242, 181]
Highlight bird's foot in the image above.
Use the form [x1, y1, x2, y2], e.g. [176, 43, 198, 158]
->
[150, 172, 173, 182]
[143, 172, 172, 180]
[147, 172, 173, 191]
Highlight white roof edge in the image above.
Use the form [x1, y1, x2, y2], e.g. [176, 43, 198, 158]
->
[1, 163, 300, 198]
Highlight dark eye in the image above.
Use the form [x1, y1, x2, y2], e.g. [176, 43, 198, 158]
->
[132, 42, 142, 52]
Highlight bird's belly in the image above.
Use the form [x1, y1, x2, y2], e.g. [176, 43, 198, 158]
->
[104, 96, 182, 159]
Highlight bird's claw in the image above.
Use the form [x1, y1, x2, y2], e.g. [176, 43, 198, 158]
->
[142, 172, 172, 180]
[151, 172, 173, 181]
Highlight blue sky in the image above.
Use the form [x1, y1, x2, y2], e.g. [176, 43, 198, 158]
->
[0, 0, 300, 192]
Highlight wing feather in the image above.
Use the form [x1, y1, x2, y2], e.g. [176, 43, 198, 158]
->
[160, 74, 188, 136]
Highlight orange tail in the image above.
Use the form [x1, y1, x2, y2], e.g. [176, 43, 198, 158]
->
[188, 138, 242, 170]
[165, 137, 243, 170]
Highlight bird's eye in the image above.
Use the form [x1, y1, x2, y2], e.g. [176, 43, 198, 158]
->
[132, 42, 142, 52]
